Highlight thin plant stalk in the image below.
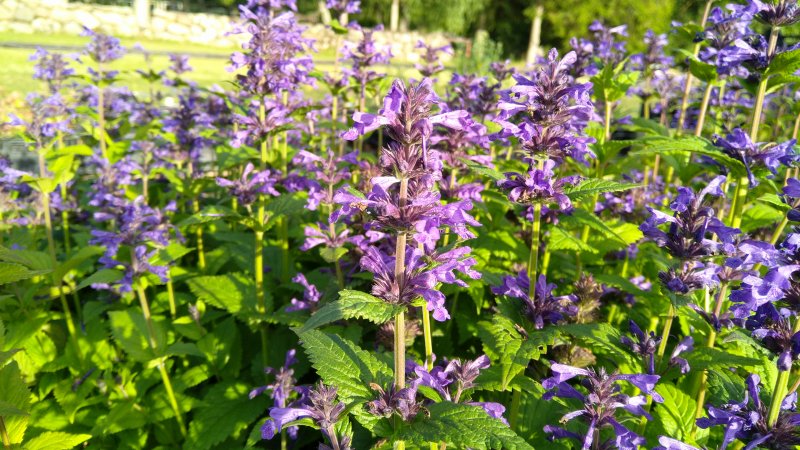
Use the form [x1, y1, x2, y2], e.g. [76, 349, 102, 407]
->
[37, 150, 84, 366]
[186, 161, 206, 271]
[692, 282, 728, 428]
[730, 26, 780, 230]
[675, 0, 715, 134]
[135, 284, 187, 437]
[256, 98, 270, 371]
[393, 177, 410, 450]
[166, 274, 177, 319]
[279, 91, 291, 283]
[0, 416, 10, 448]
[767, 317, 800, 427]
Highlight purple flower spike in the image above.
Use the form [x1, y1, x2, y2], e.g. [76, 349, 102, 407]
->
[493, 272, 577, 329]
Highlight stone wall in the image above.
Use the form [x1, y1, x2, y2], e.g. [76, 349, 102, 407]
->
[0, 0, 453, 62]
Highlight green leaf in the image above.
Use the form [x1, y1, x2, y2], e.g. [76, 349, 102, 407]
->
[0, 246, 51, 271]
[561, 209, 626, 246]
[560, 323, 640, 369]
[652, 384, 699, 444]
[186, 273, 257, 316]
[678, 49, 718, 83]
[23, 432, 91, 450]
[186, 382, 268, 450]
[0, 263, 49, 285]
[0, 362, 30, 444]
[297, 330, 392, 429]
[77, 269, 124, 291]
[319, 246, 348, 263]
[398, 402, 533, 449]
[108, 309, 164, 361]
[462, 158, 505, 182]
[477, 317, 556, 390]
[766, 48, 800, 76]
[548, 227, 598, 254]
[563, 178, 639, 201]
[686, 347, 760, 371]
[298, 290, 406, 332]
[633, 136, 747, 177]
[54, 246, 104, 281]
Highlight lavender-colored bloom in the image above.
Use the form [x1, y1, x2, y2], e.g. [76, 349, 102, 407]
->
[640, 176, 738, 260]
[494, 49, 595, 166]
[8, 93, 70, 148]
[730, 265, 800, 318]
[366, 382, 422, 422]
[497, 159, 580, 209]
[231, 100, 291, 148]
[415, 40, 453, 78]
[326, 0, 360, 14]
[168, 54, 192, 75]
[783, 178, 800, 221]
[654, 436, 701, 450]
[339, 24, 392, 88]
[630, 30, 672, 73]
[216, 163, 280, 205]
[621, 320, 661, 374]
[261, 382, 346, 444]
[587, 21, 628, 67]
[29, 47, 74, 93]
[81, 27, 125, 64]
[229, 7, 314, 96]
[714, 128, 797, 186]
[697, 374, 800, 449]
[492, 272, 577, 329]
[250, 349, 298, 407]
[752, 0, 800, 26]
[542, 364, 660, 450]
[697, 4, 757, 75]
[286, 273, 321, 312]
[489, 59, 515, 82]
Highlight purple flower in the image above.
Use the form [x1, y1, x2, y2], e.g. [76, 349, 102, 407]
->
[497, 159, 580, 209]
[492, 272, 577, 329]
[261, 382, 346, 446]
[339, 24, 392, 88]
[697, 374, 800, 449]
[752, 0, 800, 26]
[654, 436, 701, 450]
[29, 47, 74, 93]
[286, 273, 321, 312]
[81, 27, 125, 64]
[168, 54, 192, 75]
[494, 49, 595, 166]
[326, 0, 360, 14]
[714, 128, 798, 186]
[250, 349, 299, 407]
[542, 364, 660, 450]
[366, 382, 422, 422]
[216, 163, 281, 205]
[415, 40, 453, 78]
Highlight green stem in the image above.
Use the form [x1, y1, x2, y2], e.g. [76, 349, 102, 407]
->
[135, 285, 186, 436]
[768, 317, 800, 427]
[97, 74, 108, 161]
[167, 274, 177, 319]
[675, 0, 714, 134]
[693, 82, 714, 137]
[508, 389, 522, 431]
[0, 416, 9, 448]
[394, 177, 410, 394]
[656, 303, 675, 365]
[422, 305, 433, 370]
[38, 151, 83, 366]
[528, 204, 542, 290]
[692, 283, 728, 430]
[256, 98, 270, 372]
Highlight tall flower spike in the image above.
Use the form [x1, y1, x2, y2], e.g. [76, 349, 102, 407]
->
[492, 272, 578, 329]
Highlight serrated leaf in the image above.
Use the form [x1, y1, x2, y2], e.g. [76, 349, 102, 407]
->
[561, 209, 626, 245]
[297, 330, 391, 430]
[564, 178, 639, 201]
[548, 227, 598, 254]
[633, 136, 746, 177]
[186, 382, 268, 450]
[108, 309, 164, 361]
[463, 158, 505, 181]
[298, 290, 405, 332]
[477, 317, 556, 390]
[0, 247, 51, 271]
[23, 432, 91, 450]
[53, 246, 104, 281]
[686, 347, 759, 371]
[653, 384, 698, 444]
[398, 402, 533, 449]
[0, 362, 30, 444]
[186, 273, 256, 316]
[766, 48, 800, 76]
[560, 323, 640, 370]
[0, 263, 49, 285]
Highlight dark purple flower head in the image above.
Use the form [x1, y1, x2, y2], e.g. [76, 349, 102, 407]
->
[497, 159, 581, 209]
[621, 320, 661, 374]
[730, 265, 800, 319]
[261, 381, 346, 442]
[492, 272, 578, 329]
[697, 3, 757, 75]
[542, 364, 659, 450]
[414, 40, 453, 78]
[250, 349, 299, 407]
[231, 100, 291, 148]
[698, 374, 800, 449]
[81, 27, 126, 64]
[326, 0, 360, 14]
[229, 8, 315, 96]
[752, 0, 800, 26]
[168, 54, 192, 75]
[339, 25, 392, 86]
[216, 163, 281, 205]
[640, 176, 739, 260]
[586, 21, 628, 67]
[783, 179, 800, 222]
[630, 30, 672, 73]
[29, 47, 74, 93]
[342, 78, 472, 153]
[495, 49, 594, 166]
[489, 59, 515, 82]
[367, 382, 422, 422]
[286, 273, 321, 312]
[8, 93, 70, 148]
[714, 128, 798, 186]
